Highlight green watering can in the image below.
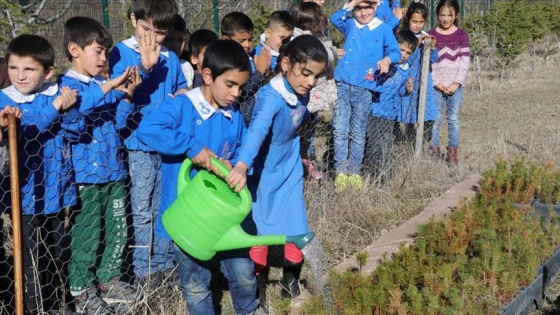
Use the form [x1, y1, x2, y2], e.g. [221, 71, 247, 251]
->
[162, 157, 315, 261]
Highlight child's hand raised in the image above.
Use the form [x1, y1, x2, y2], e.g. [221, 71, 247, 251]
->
[53, 86, 78, 112]
[138, 30, 161, 73]
[225, 162, 248, 192]
[254, 46, 271, 74]
[123, 66, 142, 96]
[393, 6, 405, 20]
[192, 147, 217, 171]
[405, 77, 414, 94]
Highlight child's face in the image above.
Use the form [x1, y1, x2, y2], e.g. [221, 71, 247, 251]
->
[399, 43, 414, 63]
[438, 6, 457, 31]
[281, 57, 326, 96]
[203, 69, 250, 108]
[353, 2, 377, 25]
[164, 29, 187, 57]
[265, 27, 292, 52]
[70, 41, 108, 77]
[227, 31, 253, 53]
[408, 12, 426, 34]
[190, 46, 208, 74]
[131, 16, 168, 45]
[7, 55, 53, 95]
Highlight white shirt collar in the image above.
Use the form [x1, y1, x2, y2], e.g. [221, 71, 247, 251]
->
[270, 74, 298, 106]
[398, 63, 409, 70]
[186, 88, 233, 121]
[122, 36, 170, 58]
[2, 83, 58, 103]
[354, 17, 383, 31]
[64, 69, 106, 85]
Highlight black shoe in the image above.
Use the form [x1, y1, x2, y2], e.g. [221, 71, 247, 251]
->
[280, 263, 302, 299]
[256, 267, 269, 311]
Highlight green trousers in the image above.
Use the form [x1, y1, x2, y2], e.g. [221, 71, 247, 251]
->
[69, 181, 127, 295]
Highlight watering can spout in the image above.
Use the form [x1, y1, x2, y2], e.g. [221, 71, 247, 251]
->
[287, 231, 315, 249]
[214, 227, 316, 252]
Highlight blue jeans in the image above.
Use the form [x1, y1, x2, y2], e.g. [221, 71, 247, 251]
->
[129, 151, 174, 278]
[332, 82, 372, 174]
[431, 86, 464, 148]
[173, 244, 258, 315]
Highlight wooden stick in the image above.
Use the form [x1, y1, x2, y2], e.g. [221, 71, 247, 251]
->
[8, 113, 24, 315]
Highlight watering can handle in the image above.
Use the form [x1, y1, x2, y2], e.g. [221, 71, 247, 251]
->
[176, 157, 252, 208]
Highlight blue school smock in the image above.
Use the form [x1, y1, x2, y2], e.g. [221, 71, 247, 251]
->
[401, 31, 438, 123]
[109, 36, 187, 152]
[236, 75, 309, 237]
[369, 63, 413, 120]
[58, 70, 130, 184]
[0, 84, 77, 214]
[136, 88, 247, 239]
[331, 7, 401, 89]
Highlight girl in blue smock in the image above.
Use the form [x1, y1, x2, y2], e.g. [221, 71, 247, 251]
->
[226, 34, 328, 299]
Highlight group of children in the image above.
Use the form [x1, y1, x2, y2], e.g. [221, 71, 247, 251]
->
[332, 0, 470, 191]
[0, 0, 470, 314]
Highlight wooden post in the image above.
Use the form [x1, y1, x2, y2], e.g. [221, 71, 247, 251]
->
[8, 113, 24, 315]
[414, 37, 432, 159]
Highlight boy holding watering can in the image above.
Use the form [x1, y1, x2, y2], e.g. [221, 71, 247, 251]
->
[136, 40, 265, 315]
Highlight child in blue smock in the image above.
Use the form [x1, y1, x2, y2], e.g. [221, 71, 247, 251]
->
[363, 30, 419, 185]
[0, 34, 78, 314]
[58, 17, 143, 314]
[137, 40, 264, 315]
[109, 0, 187, 282]
[330, 0, 401, 192]
[221, 11, 271, 126]
[226, 34, 329, 300]
[398, 1, 438, 145]
[253, 11, 294, 73]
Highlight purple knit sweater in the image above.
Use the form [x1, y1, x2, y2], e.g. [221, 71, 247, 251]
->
[428, 27, 470, 86]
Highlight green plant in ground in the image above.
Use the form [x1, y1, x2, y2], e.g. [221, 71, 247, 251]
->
[356, 251, 368, 273]
[305, 159, 560, 314]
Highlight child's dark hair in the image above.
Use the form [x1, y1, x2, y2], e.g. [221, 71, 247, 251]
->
[188, 29, 219, 57]
[221, 12, 254, 38]
[172, 14, 187, 34]
[276, 34, 328, 75]
[403, 2, 428, 31]
[290, 2, 324, 35]
[127, 0, 178, 31]
[5, 34, 55, 70]
[436, 0, 460, 26]
[63, 17, 113, 61]
[267, 10, 294, 31]
[202, 40, 251, 80]
[396, 30, 419, 51]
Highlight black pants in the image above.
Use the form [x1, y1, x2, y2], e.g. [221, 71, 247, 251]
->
[364, 116, 395, 185]
[21, 211, 71, 313]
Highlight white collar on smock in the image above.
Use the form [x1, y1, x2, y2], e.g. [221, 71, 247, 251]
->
[185, 87, 233, 121]
[2, 83, 58, 103]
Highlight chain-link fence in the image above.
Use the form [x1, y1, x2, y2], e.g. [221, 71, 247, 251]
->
[0, 0, 559, 314]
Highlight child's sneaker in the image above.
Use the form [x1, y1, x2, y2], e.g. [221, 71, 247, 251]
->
[347, 174, 363, 189]
[334, 173, 349, 192]
[302, 158, 323, 181]
[99, 277, 143, 304]
[75, 287, 114, 315]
